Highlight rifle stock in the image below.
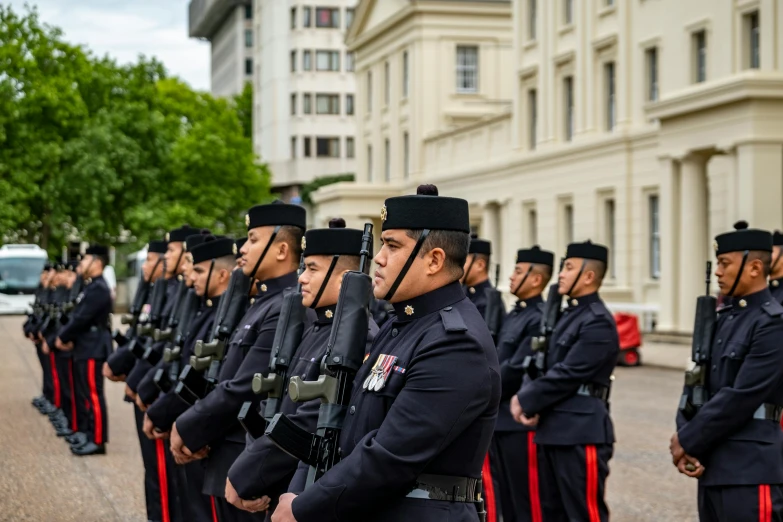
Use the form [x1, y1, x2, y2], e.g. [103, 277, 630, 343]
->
[525, 259, 565, 380]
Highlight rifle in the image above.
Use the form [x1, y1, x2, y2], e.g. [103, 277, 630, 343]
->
[58, 277, 84, 326]
[240, 255, 306, 437]
[176, 268, 251, 403]
[154, 279, 189, 343]
[678, 261, 717, 421]
[525, 258, 565, 380]
[265, 223, 373, 486]
[154, 287, 200, 394]
[483, 264, 505, 341]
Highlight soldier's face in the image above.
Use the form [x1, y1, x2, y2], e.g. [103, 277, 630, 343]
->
[300, 255, 343, 308]
[164, 242, 184, 276]
[714, 252, 761, 295]
[510, 263, 531, 297]
[374, 230, 434, 302]
[558, 258, 583, 296]
[182, 254, 194, 287]
[192, 261, 211, 297]
[242, 227, 275, 278]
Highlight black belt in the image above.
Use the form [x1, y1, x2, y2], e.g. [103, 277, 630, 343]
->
[753, 403, 783, 422]
[577, 383, 610, 402]
[406, 474, 481, 503]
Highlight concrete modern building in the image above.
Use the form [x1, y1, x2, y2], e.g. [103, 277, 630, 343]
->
[310, 0, 783, 335]
[255, 0, 358, 202]
[188, 0, 255, 97]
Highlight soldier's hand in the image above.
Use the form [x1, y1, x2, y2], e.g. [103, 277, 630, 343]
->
[142, 414, 156, 440]
[41, 340, 50, 355]
[135, 395, 148, 412]
[226, 479, 271, 513]
[510, 395, 524, 423]
[124, 385, 137, 401]
[676, 455, 704, 478]
[271, 493, 298, 522]
[102, 362, 123, 382]
[519, 414, 539, 427]
[669, 433, 685, 465]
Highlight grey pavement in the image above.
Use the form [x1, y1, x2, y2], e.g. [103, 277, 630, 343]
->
[0, 316, 697, 521]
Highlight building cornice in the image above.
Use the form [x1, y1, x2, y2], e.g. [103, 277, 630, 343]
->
[311, 182, 404, 205]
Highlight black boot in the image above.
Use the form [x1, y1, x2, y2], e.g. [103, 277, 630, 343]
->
[67, 432, 88, 448]
[55, 425, 74, 437]
[71, 442, 106, 456]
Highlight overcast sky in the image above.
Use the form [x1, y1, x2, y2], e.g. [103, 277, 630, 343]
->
[6, 0, 210, 91]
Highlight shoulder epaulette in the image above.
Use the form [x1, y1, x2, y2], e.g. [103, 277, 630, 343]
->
[761, 299, 783, 318]
[439, 306, 468, 333]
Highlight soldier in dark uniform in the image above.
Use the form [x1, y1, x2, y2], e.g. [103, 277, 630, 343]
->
[670, 222, 783, 522]
[144, 235, 238, 522]
[272, 184, 500, 522]
[768, 231, 783, 303]
[462, 236, 494, 316]
[225, 218, 378, 519]
[511, 240, 618, 522]
[28, 264, 56, 413]
[171, 202, 306, 522]
[50, 260, 81, 438]
[56, 244, 113, 456]
[485, 246, 554, 522]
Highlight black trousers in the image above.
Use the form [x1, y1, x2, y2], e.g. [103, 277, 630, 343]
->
[487, 431, 542, 522]
[54, 354, 77, 431]
[73, 358, 108, 444]
[214, 496, 266, 522]
[538, 444, 612, 522]
[133, 405, 181, 522]
[36, 342, 55, 403]
[176, 460, 215, 522]
[699, 483, 783, 522]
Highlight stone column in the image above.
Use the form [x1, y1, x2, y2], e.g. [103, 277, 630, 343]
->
[677, 153, 709, 332]
[657, 156, 679, 333]
[735, 142, 783, 230]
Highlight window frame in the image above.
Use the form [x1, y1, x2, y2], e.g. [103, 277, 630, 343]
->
[315, 50, 340, 72]
[315, 137, 340, 158]
[645, 47, 658, 101]
[315, 7, 340, 29]
[563, 76, 574, 141]
[693, 30, 707, 83]
[605, 61, 616, 131]
[315, 93, 340, 115]
[455, 45, 479, 94]
[303, 50, 312, 71]
[303, 93, 312, 115]
[402, 50, 409, 99]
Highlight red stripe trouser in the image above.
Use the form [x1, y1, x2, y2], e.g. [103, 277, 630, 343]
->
[73, 358, 108, 445]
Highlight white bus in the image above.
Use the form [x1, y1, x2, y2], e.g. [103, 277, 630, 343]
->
[0, 244, 48, 315]
[125, 248, 147, 309]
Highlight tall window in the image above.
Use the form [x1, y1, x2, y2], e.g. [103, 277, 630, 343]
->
[345, 8, 355, 29]
[747, 11, 760, 69]
[384, 61, 390, 105]
[402, 51, 409, 98]
[564, 0, 573, 25]
[367, 71, 373, 111]
[646, 47, 658, 101]
[291, 136, 297, 159]
[316, 94, 340, 115]
[245, 58, 253, 75]
[605, 62, 616, 131]
[245, 29, 253, 48]
[291, 7, 297, 29]
[316, 51, 340, 71]
[528, 0, 537, 40]
[290, 51, 297, 72]
[403, 132, 410, 179]
[564, 76, 574, 141]
[367, 145, 373, 181]
[346, 137, 355, 159]
[605, 199, 616, 278]
[346, 94, 354, 115]
[606, 0, 614, 5]
[303, 93, 312, 115]
[316, 7, 339, 28]
[528, 209, 538, 244]
[303, 7, 312, 28]
[346, 52, 355, 72]
[693, 30, 707, 83]
[528, 89, 537, 150]
[304, 137, 312, 157]
[290, 93, 297, 116]
[316, 137, 340, 158]
[245, 4, 253, 20]
[456, 45, 479, 93]
[303, 50, 312, 71]
[564, 204, 574, 244]
[384, 139, 391, 181]
[649, 195, 660, 279]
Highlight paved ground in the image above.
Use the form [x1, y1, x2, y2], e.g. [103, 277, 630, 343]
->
[0, 316, 697, 521]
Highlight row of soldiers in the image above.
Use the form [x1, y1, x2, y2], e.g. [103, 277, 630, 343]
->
[25, 185, 783, 522]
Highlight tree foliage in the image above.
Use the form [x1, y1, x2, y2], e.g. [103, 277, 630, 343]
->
[0, 5, 271, 255]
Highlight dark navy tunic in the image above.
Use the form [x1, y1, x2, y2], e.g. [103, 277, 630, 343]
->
[466, 278, 494, 317]
[769, 278, 783, 304]
[176, 271, 298, 497]
[516, 292, 618, 446]
[59, 275, 113, 361]
[677, 288, 783, 487]
[290, 281, 501, 522]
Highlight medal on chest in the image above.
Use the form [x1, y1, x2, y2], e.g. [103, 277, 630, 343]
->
[363, 354, 398, 392]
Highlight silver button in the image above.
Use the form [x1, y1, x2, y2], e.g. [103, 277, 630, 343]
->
[712, 365, 717, 371]
[314, 326, 320, 332]
[349, 405, 356, 415]
[391, 328, 398, 337]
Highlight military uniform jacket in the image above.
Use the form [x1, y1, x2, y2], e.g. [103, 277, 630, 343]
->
[769, 277, 783, 304]
[677, 288, 783, 487]
[146, 298, 218, 432]
[59, 275, 113, 361]
[466, 279, 493, 317]
[516, 292, 618, 446]
[495, 295, 543, 432]
[44, 286, 70, 358]
[228, 309, 378, 501]
[290, 282, 501, 522]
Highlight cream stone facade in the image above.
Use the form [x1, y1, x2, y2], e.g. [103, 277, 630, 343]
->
[311, 0, 783, 334]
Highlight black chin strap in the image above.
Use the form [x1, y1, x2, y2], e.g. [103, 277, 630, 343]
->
[771, 250, 782, 277]
[204, 259, 216, 304]
[462, 254, 476, 289]
[248, 226, 282, 295]
[566, 260, 587, 298]
[173, 245, 185, 278]
[384, 229, 430, 302]
[512, 264, 534, 296]
[726, 250, 749, 298]
[311, 255, 340, 309]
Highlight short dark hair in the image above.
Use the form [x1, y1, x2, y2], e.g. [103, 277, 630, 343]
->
[748, 250, 772, 277]
[214, 255, 237, 272]
[586, 259, 607, 284]
[533, 264, 553, 286]
[406, 229, 470, 280]
[275, 225, 304, 260]
[92, 255, 109, 268]
[473, 253, 490, 273]
[336, 255, 361, 272]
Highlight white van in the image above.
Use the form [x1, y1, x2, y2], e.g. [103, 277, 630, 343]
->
[0, 244, 48, 315]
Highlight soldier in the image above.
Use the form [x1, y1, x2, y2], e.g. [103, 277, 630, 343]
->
[55, 244, 113, 456]
[170, 202, 306, 522]
[272, 184, 501, 522]
[768, 231, 783, 303]
[27, 263, 55, 414]
[670, 222, 783, 521]
[225, 218, 378, 518]
[510, 240, 618, 522]
[50, 260, 81, 438]
[486, 246, 554, 522]
[462, 236, 494, 316]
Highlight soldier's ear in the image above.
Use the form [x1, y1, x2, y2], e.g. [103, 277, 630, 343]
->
[425, 247, 447, 276]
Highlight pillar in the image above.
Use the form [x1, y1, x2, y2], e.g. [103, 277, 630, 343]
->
[677, 153, 709, 332]
[735, 142, 783, 230]
[657, 156, 679, 333]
